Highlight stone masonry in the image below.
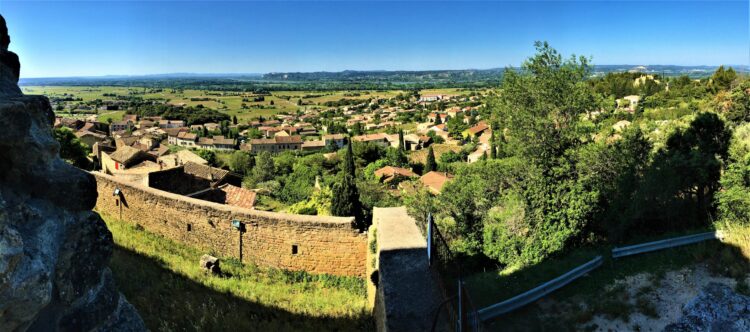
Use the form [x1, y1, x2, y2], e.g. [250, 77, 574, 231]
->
[93, 172, 367, 277]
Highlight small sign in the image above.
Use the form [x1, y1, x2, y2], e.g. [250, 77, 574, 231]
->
[231, 220, 241, 229]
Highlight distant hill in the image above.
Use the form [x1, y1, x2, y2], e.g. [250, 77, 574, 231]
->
[19, 65, 748, 89]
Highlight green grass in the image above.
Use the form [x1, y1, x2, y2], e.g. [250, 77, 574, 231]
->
[102, 214, 372, 331]
[97, 110, 126, 123]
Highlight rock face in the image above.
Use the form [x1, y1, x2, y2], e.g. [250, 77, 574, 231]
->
[664, 282, 750, 332]
[0, 14, 145, 331]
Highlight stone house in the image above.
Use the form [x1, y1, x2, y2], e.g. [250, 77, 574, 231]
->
[242, 135, 303, 153]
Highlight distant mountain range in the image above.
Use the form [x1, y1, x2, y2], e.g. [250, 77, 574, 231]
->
[19, 65, 749, 88]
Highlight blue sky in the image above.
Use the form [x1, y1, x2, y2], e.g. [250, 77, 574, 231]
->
[2, 1, 748, 78]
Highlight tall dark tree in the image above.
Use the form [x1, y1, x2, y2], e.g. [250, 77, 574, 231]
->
[332, 138, 363, 228]
[232, 115, 238, 125]
[425, 145, 437, 172]
[489, 132, 497, 159]
[343, 138, 355, 177]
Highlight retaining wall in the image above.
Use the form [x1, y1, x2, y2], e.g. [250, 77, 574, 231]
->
[93, 172, 367, 277]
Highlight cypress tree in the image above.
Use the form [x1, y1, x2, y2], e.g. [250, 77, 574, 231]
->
[331, 138, 363, 228]
[343, 138, 355, 177]
[425, 145, 437, 172]
[490, 132, 497, 159]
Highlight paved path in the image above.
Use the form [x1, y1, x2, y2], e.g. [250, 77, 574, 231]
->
[373, 207, 445, 332]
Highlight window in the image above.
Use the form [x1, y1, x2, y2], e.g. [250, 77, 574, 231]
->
[291, 245, 298, 255]
[187, 224, 192, 232]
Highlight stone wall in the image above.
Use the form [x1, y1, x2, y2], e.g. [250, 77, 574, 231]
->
[93, 172, 367, 277]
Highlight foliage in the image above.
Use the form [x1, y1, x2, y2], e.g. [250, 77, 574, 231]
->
[195, 149, 218, 167]
[724, 81, 750, 124]
[133, 104, 229, 125]
[53, 127, 92, 169]
[331, 141, 364, 227]
[717, 123, 750, 226]
[425, 146, 437, 172]
[246, 151, 275, 187]
[286, 186, 333, 216]
[228, 150, 253, 175]
[276, 154, 329, 204]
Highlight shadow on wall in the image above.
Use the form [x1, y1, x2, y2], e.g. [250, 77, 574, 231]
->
[109, 244, 375, 331]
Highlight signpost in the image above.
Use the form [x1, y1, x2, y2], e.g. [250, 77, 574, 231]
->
[231, 220, 245, 262]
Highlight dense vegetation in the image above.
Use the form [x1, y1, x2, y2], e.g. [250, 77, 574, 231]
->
[407, 42, 749, 270]
[132, 103, 230, 125]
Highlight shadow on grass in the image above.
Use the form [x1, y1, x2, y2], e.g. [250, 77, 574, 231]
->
[466, 233, 750, 331]
[110, 244, 374, 332]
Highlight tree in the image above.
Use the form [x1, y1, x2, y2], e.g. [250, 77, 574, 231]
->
[717, 123, 750, 226]
[725, 81, 750, 124]
[425, 146, 437, 172]
[228, 150, 253, 175]
[250, 151, 275, 185]
[711, 65, 737, 92]
[232, 115, 238, 125]
[195, 149, 217, 167]
[434, 114, 442, 125]
[331, 139, 364, 228]
[489, 132, 497, 159]
[53, 127, 91, 169]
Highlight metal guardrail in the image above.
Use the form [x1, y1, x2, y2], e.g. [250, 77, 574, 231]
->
[474, 230, 725, 324]
[477, 256, 603, 322]
[611, 231, 721, 258]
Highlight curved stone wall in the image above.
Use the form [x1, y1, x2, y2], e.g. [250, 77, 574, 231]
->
[93, 172, 367, 277]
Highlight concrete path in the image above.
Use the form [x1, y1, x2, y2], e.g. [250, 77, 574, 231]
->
[373, 207, 445, 332]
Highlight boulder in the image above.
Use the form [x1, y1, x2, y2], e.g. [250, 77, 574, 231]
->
[0, 14, 145, 331]
[664, 282, 750, 332]
[200, 254, 221, 274]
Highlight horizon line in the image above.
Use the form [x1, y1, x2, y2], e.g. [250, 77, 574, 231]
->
[18, 64, 750, 80]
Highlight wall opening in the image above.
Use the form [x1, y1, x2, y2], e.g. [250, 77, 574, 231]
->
[292, 244, 298, 255]
[187, 223, 192, 232]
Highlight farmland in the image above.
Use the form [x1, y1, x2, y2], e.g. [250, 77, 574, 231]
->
[27, 85, 476, 124]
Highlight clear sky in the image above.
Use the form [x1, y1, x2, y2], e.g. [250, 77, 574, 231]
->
[2, 0, 748, 78]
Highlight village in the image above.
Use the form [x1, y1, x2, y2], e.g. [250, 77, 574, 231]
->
[51, 89, 497, 211]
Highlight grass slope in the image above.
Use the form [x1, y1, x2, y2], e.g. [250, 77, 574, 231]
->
[103, 214, 372, 331]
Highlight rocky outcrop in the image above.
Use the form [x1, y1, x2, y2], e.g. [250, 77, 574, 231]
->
[664, 282, 750, 332]
[0, 14, 145, 331]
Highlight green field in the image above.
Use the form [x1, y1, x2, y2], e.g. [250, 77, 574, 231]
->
[24, 85, 436, 124]
[102, 214, 372, 331]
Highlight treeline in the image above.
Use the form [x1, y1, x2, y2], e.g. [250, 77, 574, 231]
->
[132, 104, 229, 125]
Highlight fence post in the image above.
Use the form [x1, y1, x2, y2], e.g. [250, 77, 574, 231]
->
[427, 213, 433, 267]
[457, 277, 463, 332]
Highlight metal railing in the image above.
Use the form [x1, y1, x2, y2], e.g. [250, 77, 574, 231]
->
[612, 231, 722, 258]
[475, 230, 723, 324]
[477, 256, 603, 321]
[427, 213, 481, 332]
